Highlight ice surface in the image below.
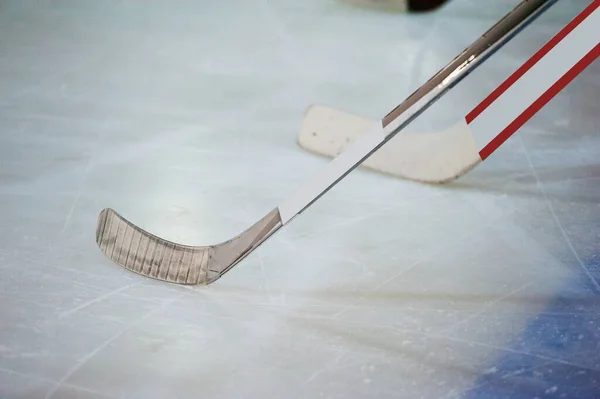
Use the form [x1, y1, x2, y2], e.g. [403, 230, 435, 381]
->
[1, 0, 599, 398]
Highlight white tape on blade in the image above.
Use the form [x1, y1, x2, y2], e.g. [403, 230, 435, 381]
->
[278, 123, 385, 224]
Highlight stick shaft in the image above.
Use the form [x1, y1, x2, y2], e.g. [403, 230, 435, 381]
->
[466, 0, 600, 159]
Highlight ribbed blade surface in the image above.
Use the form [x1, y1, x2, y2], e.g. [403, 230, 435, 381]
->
[96, 207, 282, 285]
[96, 208, 212, 285]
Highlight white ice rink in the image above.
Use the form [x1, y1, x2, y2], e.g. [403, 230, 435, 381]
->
[1, 0, 599, 398]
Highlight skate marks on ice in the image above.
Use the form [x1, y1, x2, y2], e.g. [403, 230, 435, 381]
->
[1, 0, 599, 398]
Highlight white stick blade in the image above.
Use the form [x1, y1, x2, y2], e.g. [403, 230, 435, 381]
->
[297, 104, 482, 184]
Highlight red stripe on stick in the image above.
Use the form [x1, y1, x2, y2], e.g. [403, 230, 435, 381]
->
[478, 42, 600, 160]
[465, 0, 600, 124]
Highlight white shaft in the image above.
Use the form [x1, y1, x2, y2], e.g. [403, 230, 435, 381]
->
[278, 123, 386, 223]
[467, 2, 600, 155]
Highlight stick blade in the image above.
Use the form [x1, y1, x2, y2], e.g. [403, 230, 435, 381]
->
[95, 208, 213, 285]
[297, 104, 482, 184]
[95, 207, 282, 285]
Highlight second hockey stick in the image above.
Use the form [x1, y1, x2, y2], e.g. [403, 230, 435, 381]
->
[298, 1, 600, 183]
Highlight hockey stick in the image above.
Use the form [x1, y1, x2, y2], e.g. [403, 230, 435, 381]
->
[96, 0, 596, 286]
[298, 1, 600, 183]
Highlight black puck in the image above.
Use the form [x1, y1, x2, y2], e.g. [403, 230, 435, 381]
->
[407, 0, 449, 12]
